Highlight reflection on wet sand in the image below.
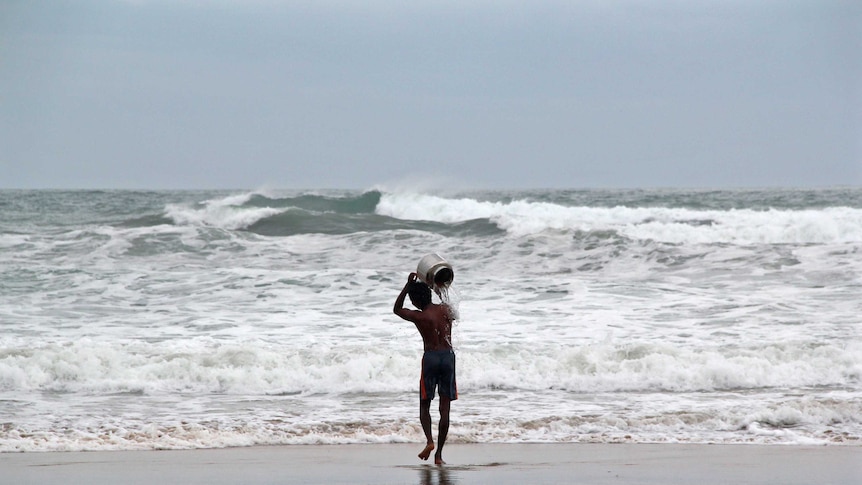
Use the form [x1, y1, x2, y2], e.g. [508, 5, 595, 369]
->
[418, 465, 455, 485]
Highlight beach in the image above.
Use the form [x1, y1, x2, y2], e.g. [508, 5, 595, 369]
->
[2, 443, 859, 484]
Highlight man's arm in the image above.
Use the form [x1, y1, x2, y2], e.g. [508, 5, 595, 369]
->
[394, 272, 421, 322]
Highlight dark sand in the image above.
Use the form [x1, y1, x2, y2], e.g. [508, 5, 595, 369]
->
[2, 443, 859, 484]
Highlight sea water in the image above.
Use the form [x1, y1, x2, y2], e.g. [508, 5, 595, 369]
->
[1, 188, 860, 451]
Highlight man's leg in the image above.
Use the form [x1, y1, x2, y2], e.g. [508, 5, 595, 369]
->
[434, 396, 451, 465]
[418, 398, 434, 460]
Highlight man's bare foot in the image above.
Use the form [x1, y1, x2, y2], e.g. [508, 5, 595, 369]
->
[418, 442, 435, 460]
[435, 456, 446, 465]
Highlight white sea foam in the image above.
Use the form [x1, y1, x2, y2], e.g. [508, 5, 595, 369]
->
[2, 387, 859, 451]
[1, 337, 858, 397]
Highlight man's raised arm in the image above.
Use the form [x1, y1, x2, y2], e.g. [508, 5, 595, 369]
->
[394, 272, 419, 320]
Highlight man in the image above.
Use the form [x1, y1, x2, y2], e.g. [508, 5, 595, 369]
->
[393, 272, 457, 465]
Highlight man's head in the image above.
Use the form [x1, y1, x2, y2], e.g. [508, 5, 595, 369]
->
[407, 281, 432, 310]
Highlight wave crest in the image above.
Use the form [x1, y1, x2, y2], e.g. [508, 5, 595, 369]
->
[375, 192, 862, 243]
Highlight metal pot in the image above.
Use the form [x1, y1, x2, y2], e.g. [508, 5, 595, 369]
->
[416, 253, 454, 289]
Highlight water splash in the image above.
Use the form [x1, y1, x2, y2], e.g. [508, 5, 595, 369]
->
[437, 285, 461, 350]
[437, 285, 460, 321]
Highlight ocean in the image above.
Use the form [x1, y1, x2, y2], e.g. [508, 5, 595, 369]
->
[1, 188, 860, 452]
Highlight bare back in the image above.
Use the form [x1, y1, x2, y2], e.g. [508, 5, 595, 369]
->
[412, 303, 453, 352]
[395, 303, 453, 351]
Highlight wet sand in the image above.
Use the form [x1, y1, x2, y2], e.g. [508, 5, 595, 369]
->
[2, 443, 859, 484]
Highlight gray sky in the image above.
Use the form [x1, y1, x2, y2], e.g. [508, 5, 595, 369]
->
[1, 0, 860, 190]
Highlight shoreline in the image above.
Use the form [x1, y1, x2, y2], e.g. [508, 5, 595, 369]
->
[2, 443, 859, 484]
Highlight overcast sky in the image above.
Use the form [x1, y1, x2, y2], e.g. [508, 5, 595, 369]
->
[1, 1, 860, 190]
